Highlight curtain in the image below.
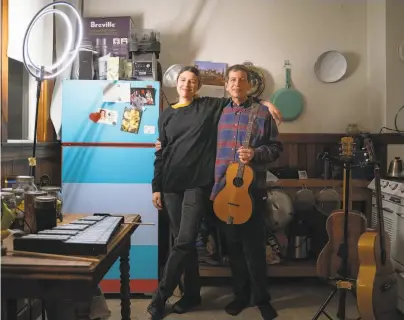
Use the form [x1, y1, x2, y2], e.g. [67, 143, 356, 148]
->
[50, 0, 83, 139]
[7, 0, 53, 65]
[8, 0, 54, 140]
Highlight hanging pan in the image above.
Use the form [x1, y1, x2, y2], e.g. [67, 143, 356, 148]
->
[315, 160, 341, 216]
[294, 185, 315, 213]
[270, 60, 304, 121]
[243, 61, 266, 97]
[266, 189, 294, 232]
[314, 50, 347, 83]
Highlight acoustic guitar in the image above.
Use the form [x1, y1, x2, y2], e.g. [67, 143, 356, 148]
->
[316, 137, 367, 279]
[213, 105, 259, 225]
[357, 138, 397, 320]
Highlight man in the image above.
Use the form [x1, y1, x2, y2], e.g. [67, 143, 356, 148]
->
[210, 64, 283, 320]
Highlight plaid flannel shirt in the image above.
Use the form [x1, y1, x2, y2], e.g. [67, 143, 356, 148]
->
[210, 98, 283, 200]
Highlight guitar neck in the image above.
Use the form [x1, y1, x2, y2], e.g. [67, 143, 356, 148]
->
[374, 165, 386, 236]
[342, 167, 353, 211]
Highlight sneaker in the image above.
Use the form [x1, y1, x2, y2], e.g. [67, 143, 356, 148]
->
[172, 295, 201, 314]
[258, 303, 278, 320]
[224, 298, 250, 316]
[146, 293, 166, 320]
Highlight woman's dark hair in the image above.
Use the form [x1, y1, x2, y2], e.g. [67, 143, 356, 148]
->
[177, 66, 202, 89]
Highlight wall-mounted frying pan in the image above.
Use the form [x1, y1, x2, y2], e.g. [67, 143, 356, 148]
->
[270, 60, 304, 121]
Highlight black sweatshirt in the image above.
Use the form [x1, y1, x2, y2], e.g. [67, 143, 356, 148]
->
[152, 97, 229, 193]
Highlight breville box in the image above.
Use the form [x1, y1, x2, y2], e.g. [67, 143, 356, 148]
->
[83, 16, 135, 58]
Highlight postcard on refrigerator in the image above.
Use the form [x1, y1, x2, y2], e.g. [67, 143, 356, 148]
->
[120, 106, 143, 134]
[144, 125, 156, 135]
[102, 82, 131, 103]
[130, 87, 156, 107]
[97, 108, 118, 125]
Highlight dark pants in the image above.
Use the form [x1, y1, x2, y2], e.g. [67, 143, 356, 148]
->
[158, 188, 206, 299]
[222, 192, 270, 305]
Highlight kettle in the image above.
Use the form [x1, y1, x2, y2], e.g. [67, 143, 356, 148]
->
[387, 157, 404, 178]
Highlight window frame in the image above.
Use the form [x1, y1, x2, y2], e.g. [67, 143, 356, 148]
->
[1, 0, 55, 143]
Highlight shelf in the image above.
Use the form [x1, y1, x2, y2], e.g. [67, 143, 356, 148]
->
[268, 179, 370, 189]
[199, 260, 317, 278]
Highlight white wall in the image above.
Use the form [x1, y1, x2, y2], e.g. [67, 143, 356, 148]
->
[385, 0, 404, 160]
[84, 0, 371, 133]
[0, 0, 2, 135]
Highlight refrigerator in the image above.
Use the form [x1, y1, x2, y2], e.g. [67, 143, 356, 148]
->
[61, 80, 160, 294]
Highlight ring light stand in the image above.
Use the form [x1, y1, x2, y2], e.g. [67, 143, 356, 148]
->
[22, 1, 83, 179]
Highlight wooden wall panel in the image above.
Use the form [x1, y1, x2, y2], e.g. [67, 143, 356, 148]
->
[271, 133, 404, 178]
[1, 142, 61, 186]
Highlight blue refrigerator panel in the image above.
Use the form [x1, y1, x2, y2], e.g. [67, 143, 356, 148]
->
[61, 80, 160, 144]
[62, 146, 158, 293]
[61, 80, 160, 293]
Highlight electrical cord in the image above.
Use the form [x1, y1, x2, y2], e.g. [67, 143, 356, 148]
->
[378, 105, 404, 135]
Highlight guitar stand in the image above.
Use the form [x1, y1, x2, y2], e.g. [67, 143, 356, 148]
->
[312, 278, 360, 320]
[312, 161, 361, 320]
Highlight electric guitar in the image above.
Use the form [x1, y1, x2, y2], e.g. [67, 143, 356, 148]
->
[357, 138, 397, 319]
[213, 105, 258, 225]
[316, 137, 367, 279]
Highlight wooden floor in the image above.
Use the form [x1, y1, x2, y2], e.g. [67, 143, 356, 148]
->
[104, 278, 404, 320]
[200, 260, 317, 278]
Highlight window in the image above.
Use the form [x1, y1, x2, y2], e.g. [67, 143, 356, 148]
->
[7, 57, 29, 140]
[1, 0, 55, 143]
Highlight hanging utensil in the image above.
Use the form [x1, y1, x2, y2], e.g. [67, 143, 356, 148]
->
[315, 156, 340, 216]
[266, 189, 294, 231]
[243, 61, 266, 97]
[270, 60, 304, 121]
[294, 185, 315, 212]
[314, 50, 347, 83]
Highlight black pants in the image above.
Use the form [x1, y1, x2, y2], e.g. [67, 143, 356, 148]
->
[222, 192, 270, 305]
[158, 188, 206, 299]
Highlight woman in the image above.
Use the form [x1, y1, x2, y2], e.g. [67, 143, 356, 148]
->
[148, 66, 281, 320]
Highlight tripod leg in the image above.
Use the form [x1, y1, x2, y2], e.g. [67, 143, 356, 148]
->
[312, 288, 338, 320]
[336, 290, 347, 320]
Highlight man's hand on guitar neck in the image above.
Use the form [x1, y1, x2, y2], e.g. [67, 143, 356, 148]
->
[238, 146, 255, 164]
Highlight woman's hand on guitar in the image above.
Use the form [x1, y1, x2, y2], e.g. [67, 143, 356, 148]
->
[152, 192, 163, 210]
[260, 100, 282, 125]
[238, 146, 255, 164]
[155, 139, 161, 151]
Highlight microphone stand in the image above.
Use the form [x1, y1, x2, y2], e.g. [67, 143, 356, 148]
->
[29, 66, 45, 179]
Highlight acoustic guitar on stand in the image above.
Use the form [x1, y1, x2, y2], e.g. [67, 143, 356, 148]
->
[316, 136, 367, 280]
[213, 105, 259, 225]
[357, 137, 397, 320]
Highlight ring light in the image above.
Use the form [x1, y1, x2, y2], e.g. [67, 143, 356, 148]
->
[22, 1, 83, 80]
[22, 1, 83, 178]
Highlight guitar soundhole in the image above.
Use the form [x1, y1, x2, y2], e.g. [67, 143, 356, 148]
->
[233, 177, 244, 187]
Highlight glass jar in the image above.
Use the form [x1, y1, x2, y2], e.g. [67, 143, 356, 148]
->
[13, 176, 37, 193]
[1, 191, 17, 230]
[41, 186, 62, 222]
[12, 188, 25, 208]
[1, 191, 16, 211]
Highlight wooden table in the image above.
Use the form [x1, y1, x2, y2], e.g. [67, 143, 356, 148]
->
[1, 213, 141, 320]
